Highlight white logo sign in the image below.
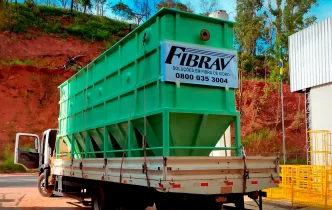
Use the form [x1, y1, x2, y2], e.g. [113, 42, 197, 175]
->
[160, 41, 238, 88]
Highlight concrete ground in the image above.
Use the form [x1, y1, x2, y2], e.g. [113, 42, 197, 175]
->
[0, 174, 88, 210]
[0, 174, 320, 210]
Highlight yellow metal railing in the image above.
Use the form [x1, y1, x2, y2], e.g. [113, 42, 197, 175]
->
[265, 130, 332, 209]
[308, 130, 332, 166]
[266, 165, 332, 209]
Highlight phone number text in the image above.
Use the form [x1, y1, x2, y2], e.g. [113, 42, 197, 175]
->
[175, 73, 228, 83]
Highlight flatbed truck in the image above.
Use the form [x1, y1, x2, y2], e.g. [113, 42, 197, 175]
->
[14, 8, 279, 210]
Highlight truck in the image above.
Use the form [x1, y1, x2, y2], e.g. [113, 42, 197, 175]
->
[14, 8, 279, 210]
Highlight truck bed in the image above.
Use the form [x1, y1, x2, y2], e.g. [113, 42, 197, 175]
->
[51, 156, 279, 195]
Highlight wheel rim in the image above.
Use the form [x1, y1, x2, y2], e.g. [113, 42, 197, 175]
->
[40, 178, 46, 192]
[93, 195, 101, 210]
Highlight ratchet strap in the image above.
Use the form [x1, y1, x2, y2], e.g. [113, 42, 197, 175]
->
[242, 146, 249, 193]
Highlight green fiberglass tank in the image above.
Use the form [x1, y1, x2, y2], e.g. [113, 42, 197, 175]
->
[57, 8, 241, 159]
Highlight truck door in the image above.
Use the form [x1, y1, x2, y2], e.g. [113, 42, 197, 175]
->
[14, 133, 40, 170]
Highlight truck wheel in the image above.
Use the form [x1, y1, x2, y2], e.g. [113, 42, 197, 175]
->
[37, 173, 53, 197]
[234, 196, 245, 210]
[91, 186, 105, 210]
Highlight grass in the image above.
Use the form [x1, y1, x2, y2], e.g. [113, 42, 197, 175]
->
[242, 128, 276, 147]
[0, 3, 131, 42]
[283, 158, 307, 165]
[0, 59, 34, 66]
[0, 145, 26, 173]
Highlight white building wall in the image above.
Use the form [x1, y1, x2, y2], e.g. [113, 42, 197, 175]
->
[289, 17, 332, 92]
[310, 82, 332, 131]
[309, 82, 332, 165]
[210, 127, 231, 157]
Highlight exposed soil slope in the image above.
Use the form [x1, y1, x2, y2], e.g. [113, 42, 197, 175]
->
[0, 65, 74, 153]
[0, 32, 306, 156]
[237, 81, 306, 154]
[0, 31, 106, 68]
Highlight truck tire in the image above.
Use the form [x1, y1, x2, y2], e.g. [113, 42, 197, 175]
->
[234, 196, 245, 210]
[37, 173, 53, 197]
[91, 186, 105, 210]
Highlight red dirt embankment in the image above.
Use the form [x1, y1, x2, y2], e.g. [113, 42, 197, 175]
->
[0, 67, 306, 154]
[0, 31, 106, 68]
[237, 81, 306, 154]
[0, 65, 74, 152]
[0, 31, 306, 155]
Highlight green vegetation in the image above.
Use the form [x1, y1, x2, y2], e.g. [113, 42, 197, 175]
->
[234, 0, 317, 83]
[242, 128, 276, 147]
[242, 128, 277, 148]
[283, 158, 307, 165]
[0, 3, 131, 41]
[0, 145, 26, 173]
[260, 84, 272, 106]
[0, 59, 34, 66]
[294, 111, 305, 130]
[0, 0, 318, 81]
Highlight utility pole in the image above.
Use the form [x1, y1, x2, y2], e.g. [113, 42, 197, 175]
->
[279, 49, 286, 164]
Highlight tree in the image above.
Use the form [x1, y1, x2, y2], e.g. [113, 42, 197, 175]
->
[233, 0, 318, 81]
[234, 0, 265, 73]
[156, 0, 175, 10]
[132, 0, 157, 23]
[70, 0, 74, 14]
[199, 0, 217, 16]
[266, 0, 318, 81]
[81, 0, 91, 13]
[174, 2, 192, 12]
[111, 2, 135, 20]
[95, 0, 99, 14]
[99, 0, 106, 16]
[156, 0, 193, 12]
[282, 0, 317, 58]
[112, 1, 152, 25]
[59, 0, 69, 9]
[73, 0, 78, 11]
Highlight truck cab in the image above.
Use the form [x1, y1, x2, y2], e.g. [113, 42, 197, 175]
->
[14, 129, 58, 197]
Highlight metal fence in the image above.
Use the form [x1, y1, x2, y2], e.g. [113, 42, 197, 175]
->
[265, 165, 332, 209]
[264, 130, 332, 209]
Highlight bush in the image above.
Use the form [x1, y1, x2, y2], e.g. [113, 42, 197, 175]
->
[0, 145, 26, 173]
[0, 59, 34, 66]
[0, 3, 129, 42]
[66, 25, 85, 37]
[1, 145, 11, 160]
[283, 158, 307, 165]
[12, 21, 28, 33]
[0, 157, 26, 172]
[59, 32, 68, 38]
[92, 29, 109, 40]
[116, 31, 125, 37]
[243, 128, 276, 147]
[38, 5, 67, 16]
[41, 22, 62, 33]
[66, 23, 110, 41]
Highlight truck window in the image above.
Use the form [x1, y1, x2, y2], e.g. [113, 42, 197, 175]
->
[19, 136, 38, 152]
